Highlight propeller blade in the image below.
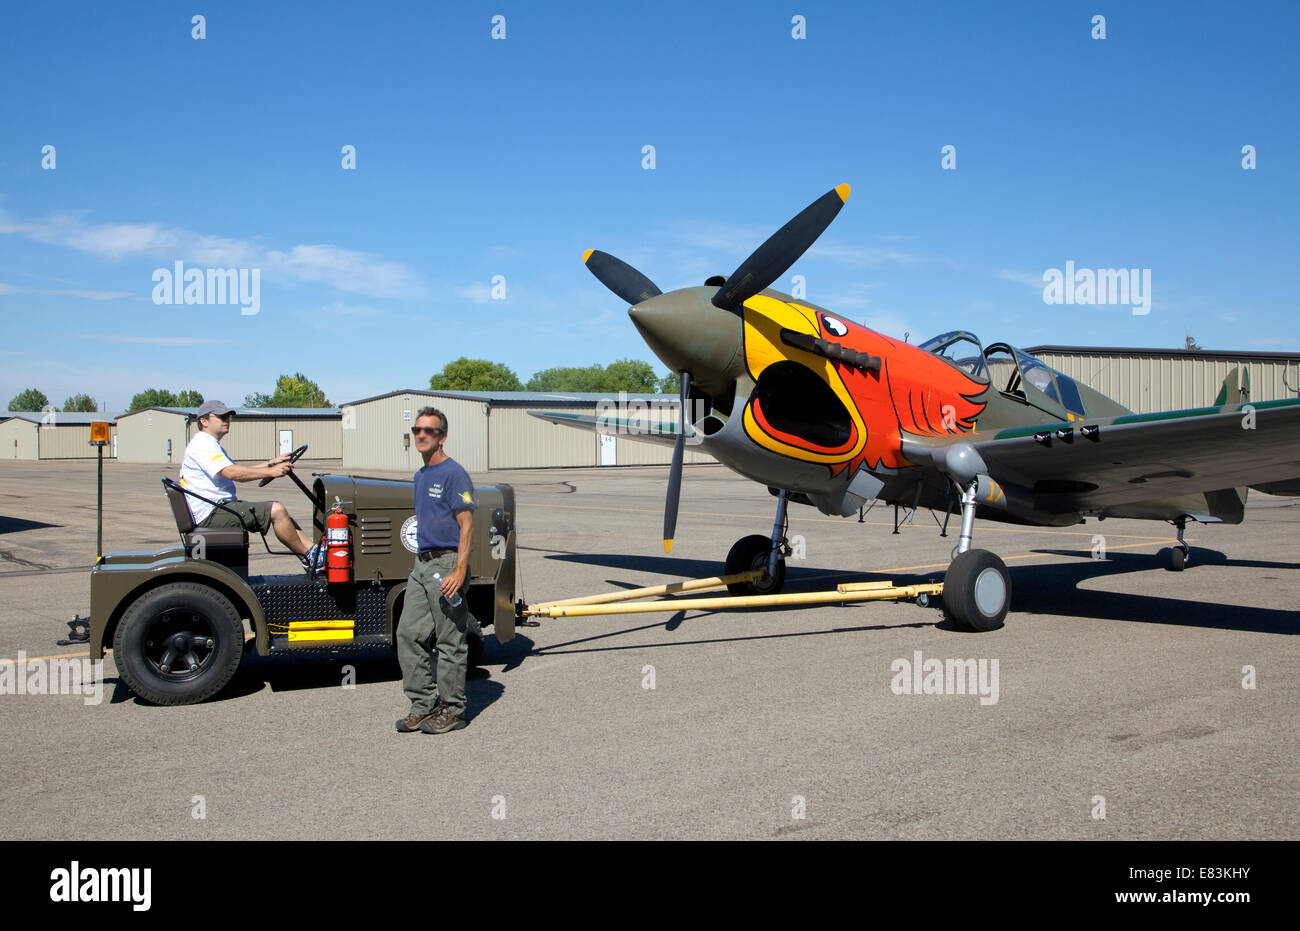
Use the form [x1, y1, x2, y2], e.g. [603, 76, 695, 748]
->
[663, 369, 691, 554]
[582, 249, 663, 306]
[711, 184, 851, 312]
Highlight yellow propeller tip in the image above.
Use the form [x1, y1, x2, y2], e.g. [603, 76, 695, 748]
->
[664, 539, 674, 554]
[835, 183, 851, 203]
[582, 249, 595, 264]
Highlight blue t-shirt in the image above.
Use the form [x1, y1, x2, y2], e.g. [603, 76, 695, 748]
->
[413, 458, 475, 551]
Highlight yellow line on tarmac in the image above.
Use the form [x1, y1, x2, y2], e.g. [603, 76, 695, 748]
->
[524, 501, 1175, 541]
[0, 651, 91, 664]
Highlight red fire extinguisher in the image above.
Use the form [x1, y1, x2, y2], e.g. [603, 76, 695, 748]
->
[326, 497, 351, 583]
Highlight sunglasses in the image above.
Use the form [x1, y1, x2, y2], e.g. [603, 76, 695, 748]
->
[411, 426, 444, 436]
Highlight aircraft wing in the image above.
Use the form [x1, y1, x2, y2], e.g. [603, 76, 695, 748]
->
[949, 398, 1300, 512]
[527, 410, 684, 448]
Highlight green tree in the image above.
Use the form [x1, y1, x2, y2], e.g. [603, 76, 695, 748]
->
[525, 359, 668, 393]
[658, 371, 680, 394]
[128, 388, 179, 411]
[175, 389, 204, 407]
[1185, 334, 1202, 351]
[526, 364, 605, 392]
[603, 358, 660, 393]
[429, 358, 523, 392]
[62, 394, 98, 412]
[8, 388, 50, 411]
[245, 373, 332, 408]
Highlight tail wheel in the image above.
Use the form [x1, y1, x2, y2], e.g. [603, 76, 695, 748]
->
[725, 534, 786, 596]
[942, 549, 1010, 631]
[112, 582, 245, 705]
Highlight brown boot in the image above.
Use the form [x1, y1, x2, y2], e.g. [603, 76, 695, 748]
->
[395, 707, 438, 733]
[419, 706, 467, 734]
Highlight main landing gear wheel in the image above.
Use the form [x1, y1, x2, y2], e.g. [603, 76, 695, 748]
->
[942, 549, 1010, 632]
[725, 534, 786, 596]
[112, 582, 245, 705]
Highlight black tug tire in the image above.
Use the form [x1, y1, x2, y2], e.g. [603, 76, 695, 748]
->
[942, 549, 1010, 632]
[1168, 546, 1188, 572]
[112, 582, 245, 705]
[725, 534, 786, 596]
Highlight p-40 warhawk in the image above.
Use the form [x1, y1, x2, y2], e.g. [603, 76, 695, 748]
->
[533, 184, 1300, 631]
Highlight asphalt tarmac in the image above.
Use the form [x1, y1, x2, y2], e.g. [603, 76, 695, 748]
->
[0, 458, 1296, 839]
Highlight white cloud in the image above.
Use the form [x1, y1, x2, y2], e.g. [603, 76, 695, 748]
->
[997, 269, 1045, 289]
[73, 334, 242, 345]
[0, 209, 425, 300]
[455, 283, 494, 303]
[808, 242, 923, 267]
[0, 281, 131, 300]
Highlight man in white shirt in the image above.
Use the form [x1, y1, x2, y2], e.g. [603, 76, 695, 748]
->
[179, 400, 323, 572]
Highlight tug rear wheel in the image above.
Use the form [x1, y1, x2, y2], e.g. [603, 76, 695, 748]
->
[112, 582, 245, 705]
[942, 549, 1010, 632]
[725, 534, 786, 596]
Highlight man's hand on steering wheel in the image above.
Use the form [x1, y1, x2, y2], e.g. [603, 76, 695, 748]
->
[259, 444, 309, 486]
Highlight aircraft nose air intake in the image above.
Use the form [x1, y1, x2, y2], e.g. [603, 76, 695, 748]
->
[627, 289, 743, 394]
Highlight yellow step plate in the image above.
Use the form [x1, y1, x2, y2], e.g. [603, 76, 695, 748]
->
[287, 628, 354, 642]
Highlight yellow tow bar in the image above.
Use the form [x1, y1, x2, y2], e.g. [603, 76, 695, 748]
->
[522, 570, 943, 619]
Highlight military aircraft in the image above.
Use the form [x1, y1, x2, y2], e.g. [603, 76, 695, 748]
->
[533, 184, 1300, 631]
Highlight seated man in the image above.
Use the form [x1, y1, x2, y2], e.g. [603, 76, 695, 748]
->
[179, 400, 323, 572]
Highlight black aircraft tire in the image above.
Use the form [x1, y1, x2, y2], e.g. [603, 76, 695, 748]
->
[725, 534, 785, 596]
[943, 549, 1010, 632]
[112, 582, 245, 705]
[1168, 546, 1187, 572]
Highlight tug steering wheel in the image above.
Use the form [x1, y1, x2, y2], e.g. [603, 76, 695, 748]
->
[259, 444, 309, 487]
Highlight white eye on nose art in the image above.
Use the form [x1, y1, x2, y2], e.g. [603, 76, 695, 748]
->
[821, 315, 848, 337]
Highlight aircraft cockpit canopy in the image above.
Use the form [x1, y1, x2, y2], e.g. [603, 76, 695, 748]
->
[920, 330, 1088, 418]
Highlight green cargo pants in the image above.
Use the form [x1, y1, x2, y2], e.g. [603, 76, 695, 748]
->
[396, 552, 472, 716]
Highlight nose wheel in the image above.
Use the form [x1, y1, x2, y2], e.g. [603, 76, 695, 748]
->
[939, 477, 1010, 631]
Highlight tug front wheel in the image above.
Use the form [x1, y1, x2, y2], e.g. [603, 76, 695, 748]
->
[725, 534, 786, 596]
[942, 549, 1010, 632]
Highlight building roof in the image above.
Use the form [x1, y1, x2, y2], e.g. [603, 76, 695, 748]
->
[342, 388, 674, 407]
[116, 406, 340, 418]
[1025, 345, 1300, 363]
[0, 411, 118, 425]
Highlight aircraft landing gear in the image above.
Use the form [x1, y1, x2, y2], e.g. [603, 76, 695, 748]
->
[941, 479, 1010, 631]
[726, 490, 789, 596]
[1168, 517, 1190, 572]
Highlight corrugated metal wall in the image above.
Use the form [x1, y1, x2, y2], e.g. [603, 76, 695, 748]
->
[33, 423, 119, 459]
[220, 416, 342, 460]
[115, 411, 191, 463]
[1035, 353, 1298, 414]
[343, 393, 489, 474]
[491, 405, 598, 468]
[0, 420, 38, 459]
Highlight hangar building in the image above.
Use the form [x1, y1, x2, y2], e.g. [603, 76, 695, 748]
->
[114, 407, 342, 464]
[340, 390, 714, 474]
[1025, 346, 1299, 413]
[0, 412, 118, 460]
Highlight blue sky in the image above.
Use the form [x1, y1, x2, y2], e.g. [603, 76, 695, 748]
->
[2, 0, 1297, 411]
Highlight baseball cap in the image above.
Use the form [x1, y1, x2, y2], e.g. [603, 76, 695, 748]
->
[196, 400, 234, 418]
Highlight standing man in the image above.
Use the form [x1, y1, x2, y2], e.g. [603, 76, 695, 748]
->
[179, 400, 324, 573]
[395, 407, 476, 734]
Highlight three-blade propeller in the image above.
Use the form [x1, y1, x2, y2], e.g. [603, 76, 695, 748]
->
[582, 183, 852, 553]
